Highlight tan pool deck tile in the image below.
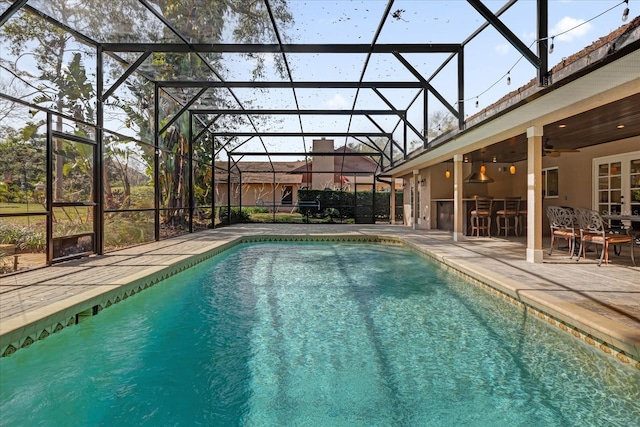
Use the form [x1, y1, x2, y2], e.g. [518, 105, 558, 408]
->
[0, 224, 639, 364]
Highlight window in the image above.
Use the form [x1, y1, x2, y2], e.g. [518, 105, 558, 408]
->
[542, 167, 558, 198]
[281, 186, 293, 205]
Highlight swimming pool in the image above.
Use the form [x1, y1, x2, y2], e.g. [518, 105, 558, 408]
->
[1, 242, 639, 425]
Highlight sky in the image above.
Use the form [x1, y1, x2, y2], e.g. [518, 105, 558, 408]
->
[1, 0, 636, 160]
[210, 0, 636, 159]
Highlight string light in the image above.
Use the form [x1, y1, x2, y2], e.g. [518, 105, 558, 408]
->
[459, 2, 623, 110]
[445, 169, 451, 179]
[509, 164, 516, 175]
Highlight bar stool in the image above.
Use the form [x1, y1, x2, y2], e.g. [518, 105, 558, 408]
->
[470, 197, 493, 237]
[496, 196, 521, 236]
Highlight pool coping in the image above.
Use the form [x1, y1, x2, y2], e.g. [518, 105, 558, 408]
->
[1, 232, 639, 371]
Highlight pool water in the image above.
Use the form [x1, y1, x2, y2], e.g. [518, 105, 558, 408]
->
[1, 242, 639, 426]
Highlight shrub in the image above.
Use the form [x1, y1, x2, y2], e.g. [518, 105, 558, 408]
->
[0, 223, 45, 252]
[218, 207, 250, 224]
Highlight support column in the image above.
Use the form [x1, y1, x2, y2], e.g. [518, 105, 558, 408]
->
[453, 154, 464, 241]
[413, 169, 419, 230]
[390, 176, 397, 224]
[527, 126, 544, 263]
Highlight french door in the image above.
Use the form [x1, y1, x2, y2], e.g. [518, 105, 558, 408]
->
[593, 151, 640, 217]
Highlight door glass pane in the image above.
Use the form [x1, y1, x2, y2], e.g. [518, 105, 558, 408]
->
[610, 176, 621, 189]
[598, 177, 608, 190]
[611, 191, 621, 204]
[598, 164, 608, 176]
[598, 191, 609, 203]
[610, 162, 621, 176]
[630, 159, 640, 174]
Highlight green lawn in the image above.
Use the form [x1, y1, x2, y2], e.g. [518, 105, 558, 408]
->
[0, 202, 46, 214]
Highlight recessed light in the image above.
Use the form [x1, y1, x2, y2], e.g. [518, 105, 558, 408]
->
[558, 124, 567, 128]
[617, 124, 625, 129]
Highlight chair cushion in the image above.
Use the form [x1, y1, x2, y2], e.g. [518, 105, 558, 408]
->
[497, 210, 517, 215]
[471, 210, 490, 215]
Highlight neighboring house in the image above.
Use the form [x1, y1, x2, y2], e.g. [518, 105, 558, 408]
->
[214, 139, 384, 211]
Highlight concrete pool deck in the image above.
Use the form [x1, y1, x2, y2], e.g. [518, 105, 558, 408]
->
[1, 224, 639, 369]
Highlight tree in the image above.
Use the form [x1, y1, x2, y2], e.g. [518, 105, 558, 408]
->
[1, 0, 295, 230]
[0, 125, 47, 204]
[426, 110, 457, 140]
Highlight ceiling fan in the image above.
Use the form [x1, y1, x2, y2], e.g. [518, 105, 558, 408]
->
[543, 139, 580, 157]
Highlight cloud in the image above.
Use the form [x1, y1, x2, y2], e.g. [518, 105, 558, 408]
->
[551, 16, 592, 42]
[494, 43, 510, 55]
[324, 93, 348, 109]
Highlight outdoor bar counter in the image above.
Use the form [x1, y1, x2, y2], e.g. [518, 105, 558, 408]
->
[433, 198, 525, 235]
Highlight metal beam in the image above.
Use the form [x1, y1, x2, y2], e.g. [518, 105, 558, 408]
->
[158, 81, 428, 89]
[229, 151, 382, 157]
[371, 88, 426, 143]
[427, 0, 518, 83]
[100, 43, 462, 54]
[193, 114, 220, 143]
[22, 5, 99, 47]
[214, 132, 390, 137]
[537, 0, 550, 86]
[102, 52, 151, 100]
[392, 52, 458, 118]
[457, 46, 465, 130]
[192, 109, 404, 115]
[159, 87, 208, 135]
[466, 0, 540, 68]
[0, 0, 28, 26]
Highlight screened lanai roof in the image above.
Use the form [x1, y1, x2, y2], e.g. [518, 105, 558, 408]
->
[1, 0, 638, 175]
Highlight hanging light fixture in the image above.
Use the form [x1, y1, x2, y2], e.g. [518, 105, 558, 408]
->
[480, 164, 487, 174]
[445, 169, 451, 179]
[492, 155, 497, 163]
[475, 98, 479, 108]
[622, 0, 629, 21]
[506, 71, 511, 86]
[549, 37, 555, 54]
[509, 164, 516, 175]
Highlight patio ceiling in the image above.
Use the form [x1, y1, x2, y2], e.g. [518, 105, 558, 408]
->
[1, 0, 638, 174]
[466, 91, 640, 165]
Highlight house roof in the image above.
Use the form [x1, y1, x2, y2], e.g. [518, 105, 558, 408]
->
[289, 146, 379, 174]
[214, 160, 306, 184]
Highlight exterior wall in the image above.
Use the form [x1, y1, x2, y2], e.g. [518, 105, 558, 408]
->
[240, 183, 299, 212]
[542, 136, 638, 210]
[312, 139, 334, 189]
